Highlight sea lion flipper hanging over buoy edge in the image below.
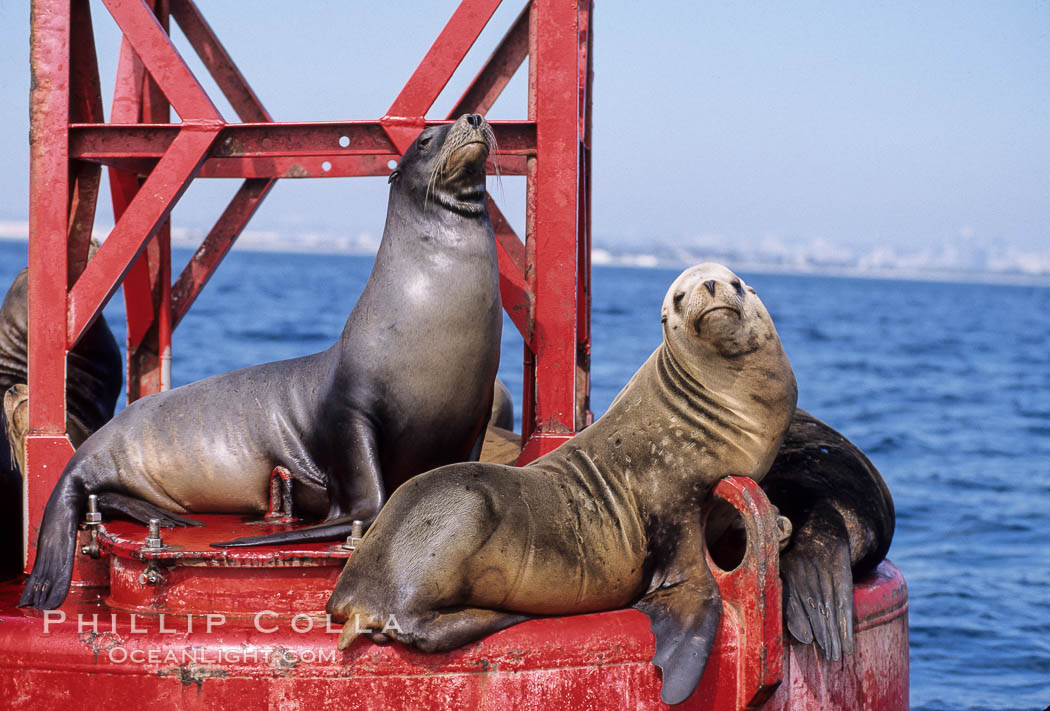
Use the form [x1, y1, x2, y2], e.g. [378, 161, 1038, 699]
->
[21, 114, 502, 608]
[633, 514, 723, 705]
[760, 408, 895, 661]
[326, 264, 797, 706]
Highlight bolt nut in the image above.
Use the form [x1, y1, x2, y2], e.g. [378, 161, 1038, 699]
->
[84, 494, 102, 525]
[143, 518, 165, 550]
[139, 563, 164, 586]
[344, 520, 365, 551]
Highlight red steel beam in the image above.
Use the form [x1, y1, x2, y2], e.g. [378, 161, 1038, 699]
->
[489, 198, 532, 339]
[27, 1, 72, 435]
[575, 0, 594, 429]
[26, 0, 76, 570]
[160, 0, 278, 369]
[101, 0, 221, 123]
[123, 0, 174, 398]
[169, 0, 272, 123]
[70, 121, 536, 160]
[519, 0, 582, 459]
[67, 0, 105, 288]
[449, 1, 530, 118]
[68, 127, 220, 349]
[171, 178, 274, 329]
[382, 0, 503, 152]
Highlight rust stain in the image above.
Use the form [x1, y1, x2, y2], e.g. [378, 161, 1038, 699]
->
[270, 644, 298, 676]
[77, 629, 125, 663]
[156, 663, 229, 692]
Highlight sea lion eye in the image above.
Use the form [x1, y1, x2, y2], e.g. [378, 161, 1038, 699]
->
[673, 292, 686, 312]
[418, 135, 432, 149]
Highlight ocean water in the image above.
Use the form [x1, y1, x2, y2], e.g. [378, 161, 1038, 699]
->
[2, 239, 1049, 710]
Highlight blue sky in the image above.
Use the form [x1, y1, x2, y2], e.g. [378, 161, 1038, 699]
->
[0, 0, 1046, 252]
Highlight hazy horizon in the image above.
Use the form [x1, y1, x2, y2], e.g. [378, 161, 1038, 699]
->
[0, 1, 1046, 255]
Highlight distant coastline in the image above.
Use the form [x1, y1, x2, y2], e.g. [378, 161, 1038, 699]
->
[3, 220, 1047, 288]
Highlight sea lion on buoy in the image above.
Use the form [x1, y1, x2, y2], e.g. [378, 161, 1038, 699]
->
[760, 409, 895, 661]
[0, 263, 123, 580]
[326, 263, 797, 706]
[21, 114, 503, 609]
[0, 265, 124, 446]
[490, 377, 514, 431]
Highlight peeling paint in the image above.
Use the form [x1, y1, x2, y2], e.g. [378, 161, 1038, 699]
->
[156, 663, 228, 692]
[77, 629, 125, 663]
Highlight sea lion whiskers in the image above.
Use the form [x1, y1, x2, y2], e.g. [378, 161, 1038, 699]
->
[424, 116, 492, 216]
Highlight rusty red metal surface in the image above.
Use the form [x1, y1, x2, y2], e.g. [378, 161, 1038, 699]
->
[25, 0, 593, 576]
[0, 479, 907, 710]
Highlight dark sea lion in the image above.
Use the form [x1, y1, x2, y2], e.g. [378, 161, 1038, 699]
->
[760, 408, 895, 661]
[0, 265, 124, 442]
[21, 113, 502, 609]
[326, 263, 798, 706]
[0, 264, 123, 580]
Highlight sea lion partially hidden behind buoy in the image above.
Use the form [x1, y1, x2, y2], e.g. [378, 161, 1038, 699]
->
[22, 114, 503, 609]
[326, 263, 798, 706]
[0, 261, 123, 580]
[761, 409, 895, 661]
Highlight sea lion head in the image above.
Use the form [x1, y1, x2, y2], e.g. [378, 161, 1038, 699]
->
[661, 263, 782, 366]
[388, 113, 493, 216]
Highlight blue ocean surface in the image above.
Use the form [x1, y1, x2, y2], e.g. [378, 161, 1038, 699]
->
[2, 239, 1049, 710]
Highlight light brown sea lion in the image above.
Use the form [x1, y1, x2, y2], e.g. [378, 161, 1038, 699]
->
[326, 263, 798, 705]
[22, 114, 503, 609]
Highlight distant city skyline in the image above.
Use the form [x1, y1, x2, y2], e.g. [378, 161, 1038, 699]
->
[4, 217, 1047, 285]
[0, 1, 1046, 256]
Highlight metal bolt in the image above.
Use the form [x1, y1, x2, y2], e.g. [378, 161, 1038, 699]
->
[144, 518, 165, 550]
[139, 561, 164, 586]
[344, 519, 365, 551]
[84, 494, 102, 525]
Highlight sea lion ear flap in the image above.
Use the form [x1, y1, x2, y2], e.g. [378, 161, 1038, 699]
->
[388, 169, 401, 184]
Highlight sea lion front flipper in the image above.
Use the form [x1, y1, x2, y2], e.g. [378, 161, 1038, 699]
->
[780, 500, 853, 660]
[633, 519, 722, 706]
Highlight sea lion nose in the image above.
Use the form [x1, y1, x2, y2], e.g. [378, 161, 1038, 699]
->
[466, 113, 482, 127]
[703, 280, 717, 296]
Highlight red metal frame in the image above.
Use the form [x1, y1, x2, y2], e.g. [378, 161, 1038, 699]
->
[25, 0, 592, 571]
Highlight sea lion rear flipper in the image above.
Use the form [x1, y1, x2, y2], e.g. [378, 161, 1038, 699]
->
[780, 501, 854, 660]
[633, 519, 722, 706]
